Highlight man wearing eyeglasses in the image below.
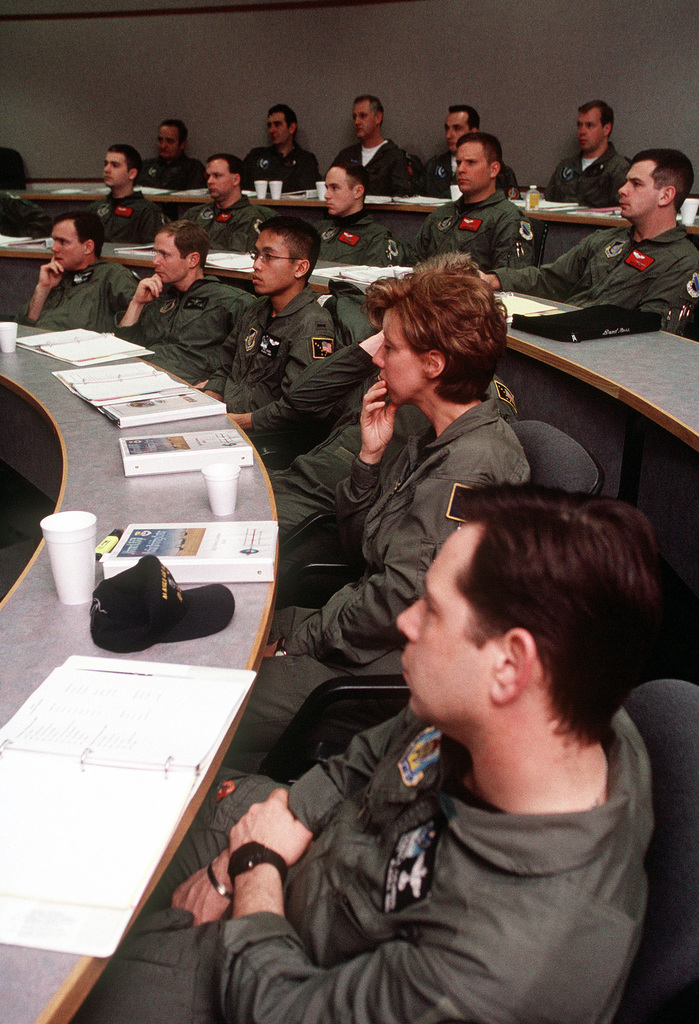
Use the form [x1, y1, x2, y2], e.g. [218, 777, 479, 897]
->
[204, 217, 335, 431]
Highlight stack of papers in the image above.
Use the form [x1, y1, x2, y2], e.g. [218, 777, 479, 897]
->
[0, 656, 255, 956]
[52, 362, 228, 426]
[497, 294, 560, 318]
[313, 265, 412, 284]
[206, 252, 256, 271]
[0, 235, 52, 248]
[53, 361, 186, 404]
[398, 195, 446, 206]
[18, 329, 153, 365]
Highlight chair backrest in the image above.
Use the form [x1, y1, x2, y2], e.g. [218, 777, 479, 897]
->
[511, 419, 604, 494]
[613, 679, 699, 1023]
[0, 147, 26, 190]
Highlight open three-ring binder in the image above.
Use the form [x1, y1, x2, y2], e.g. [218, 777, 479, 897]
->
[0, 656, 255, 956]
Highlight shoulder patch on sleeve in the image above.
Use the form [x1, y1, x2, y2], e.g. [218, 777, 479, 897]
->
[494, 379, 517, 414]
[398, 727, 442, 787]
[519, 220, 533, 241]
[687, 272, 699, 299]
[445, 481, 473, 522]
[312, 336, 334, 358]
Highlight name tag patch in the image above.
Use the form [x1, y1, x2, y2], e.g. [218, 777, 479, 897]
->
[398, 727, 442, 787]
[184, 296, 209, 310]
[384, 817, 443, 912]
[115, 206, 133, 218]
[339, 231, 359, 246]
[312, 336, 334, 359]
[459, 216, 482, 232]
[259, 332, 281, 358]
[625, 249, 655, 272]
[216, 212, 232, 222]
[445, 481, 474, 522]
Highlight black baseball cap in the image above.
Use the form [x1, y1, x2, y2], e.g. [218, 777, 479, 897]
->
[90, 555, 235, 652]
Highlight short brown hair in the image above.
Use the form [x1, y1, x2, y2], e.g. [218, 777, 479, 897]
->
[364, 256, 507, 403]
[631, 148, 694, 212]
[156, 219, 209, 266]
[453, 485, 662, 743]
[456, 131, 502, 168]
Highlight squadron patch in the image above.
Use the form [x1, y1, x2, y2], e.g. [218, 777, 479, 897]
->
[184, 296, 209, 310]
[605, 240, 624, 258]
[253, 218, 263, 234]
[321, 227, 337, 242]
[384, 816, 444, 912]
[312, 336, 334, 359]
[562, 166, 575, 181]
[72, 269, 94, 285]
[216, 212, 232, 223]
[519, 220, 533, 241]
[114, 206, 133, 218]
[398, 727, 442, 787]
[387, 238, 399, 260]
[148, 166, 157, 178]
[459, 216, 482, 232]
[259, 332, 281, 358]
[339, 230, 359, 246]
[508, 186, 520, 201]
[494, 379, 517, 414]
[97, 203, 110, 217]
[625, 249, 655, 272]
[245, 327, 258, 352]
[438, 214, 457, 232]
[687, 273, 699, 299]
[201, 207, 214, 221]
[216, 779, 236, 803]
[436, 164, 448, 179]
[159, 298, 177, 314]
[445, 481, 474, 522]
[258, 157, 270, 171]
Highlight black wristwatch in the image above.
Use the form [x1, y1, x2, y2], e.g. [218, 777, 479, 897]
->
[227, 842, 288, 885]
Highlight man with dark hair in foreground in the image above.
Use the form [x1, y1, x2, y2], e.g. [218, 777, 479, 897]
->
[75, 484, 660, 1024]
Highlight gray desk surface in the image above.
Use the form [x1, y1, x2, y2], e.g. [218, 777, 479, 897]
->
[0, 334, 277, 1024]
[506, 320, 699, 453]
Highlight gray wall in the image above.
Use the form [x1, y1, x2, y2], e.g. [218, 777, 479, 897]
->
[2, 0, 697, 187]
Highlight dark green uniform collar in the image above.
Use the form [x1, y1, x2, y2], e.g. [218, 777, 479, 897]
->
[456, 189, 507, 213]
[329, 209, 372, 229]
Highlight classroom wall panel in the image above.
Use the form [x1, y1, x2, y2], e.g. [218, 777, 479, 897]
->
[1, 0, 697, 187]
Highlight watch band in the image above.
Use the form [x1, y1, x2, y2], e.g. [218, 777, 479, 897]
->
[207, 861, 234, 900]
[227, 841, 288, 885]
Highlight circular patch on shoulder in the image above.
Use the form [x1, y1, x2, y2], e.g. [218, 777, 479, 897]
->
[97, 203, 110, 217]
[258, 157, 270, 171]
[562, 166, 575, 181]
[201, 207, 214, 221]
[605, 240, 624, 258]
[436, 164, 447, 179]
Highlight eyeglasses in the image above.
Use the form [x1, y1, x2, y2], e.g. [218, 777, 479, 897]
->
[249, 250, 300, 264]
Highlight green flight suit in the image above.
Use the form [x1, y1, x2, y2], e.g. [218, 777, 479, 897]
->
[241, 143, 320, 193]
[116, 276, 256, 385]
[237, 397, 530, 751]
[545, 143, 630, 208]
[317, 212, 407, 266]
[413, 191, 535, 271]
[182, 196, 276, 252]
[496, 225, 699, 335]
[87, 191, 165, 244]
[206, 286, 336, 430]
[0, 193, 51, 238]
[17, 260, 137, 333]
[73, 706, 651, 1024]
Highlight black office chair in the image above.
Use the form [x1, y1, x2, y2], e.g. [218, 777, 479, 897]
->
[0, 147, 26, 190]
[529, 218, 549, 267]
[511, 419, 604, 494]
[613, 678, 699, 1024]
